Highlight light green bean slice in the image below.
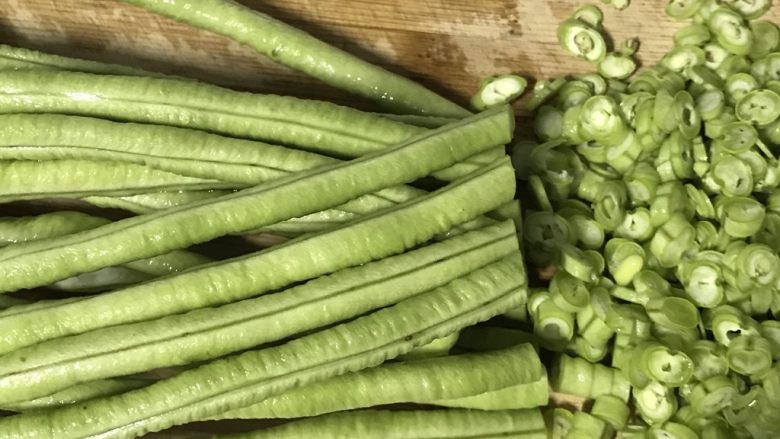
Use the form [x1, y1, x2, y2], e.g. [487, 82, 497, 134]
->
[214, 409, 547, 439]
[736, 89, 780, 126]
[120, 0, 469, 118]
[216, 344, 544, 420]
[703, 43, 730, 70]
[708, 7, 753, 56]
[664, 46, 706, 72]
[697, 89, 726, 121]
[572, 4, 604, 28]
[726, 73, 759, 104]
[558, 19, 607, 63]
[0, 106, 514, 294]
[634, 381, 678, 425]
[0, 254, 528, 438]
[599, 52, 638, 80]
[0, 157, 516, 355]
[749, 21, 779, 60]
[0, 221, 520, 404]
[723, 0, 773, 19]
[471, 75, 528, 110]
[666, 0, 703, 19]
[674, 23, 711, 47]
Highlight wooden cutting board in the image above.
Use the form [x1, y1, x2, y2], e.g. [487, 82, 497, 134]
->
[0, 0, 776, 436]
[4, 0, 771, 120]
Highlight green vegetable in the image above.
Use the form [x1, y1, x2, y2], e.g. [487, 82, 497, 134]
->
[534, 296, 575, 348]
[528, 78, 567, 111]
[566, 411, 611, 439]
[674, 23, 712, 47]
[84, 190, 232, 214]
[605, 237, 646, 285]
[689, 375, 738, 416]
[0, 211, 110, 247]
[0, 71, 423, 157]
[0, 221, 522, 404]
[634, 380, 678, 425]
[727, 335, 773, 375]
[471, 75, 528, 110]
[708, 7, 753, 56]
[736, 89, 780, 126]
[599, 52, 638, 80]
[633, 340, 695, 387]
[550, 271, 590, 311]
[215, 344, 545, 419]
[398, 332, 460, 360]
[591, 394, 630, 430]
[0, 107, 513, 294]
[0, 378, 150, 413]
[650, 421, 699, 439]
[0, 159, 232, 202]
[573, 5, 604, 29]
[213, 409, 547, 439]
[649, 213, 697, 268]
[688, 340, 729, 381]
[646, 296, 701, 330]
[666, 0, 704, 19]
[0, 157, 516, 356]
[0, 43, 167, 77]
[0, 252, 528, 437]
[121, 0, 470, 118]
[551, 354, 631, 401]
[558, 19, 608, 63]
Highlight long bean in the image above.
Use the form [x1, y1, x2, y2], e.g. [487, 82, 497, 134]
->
[0, 71, 494, 181]
[0, 106, 513, 294]
[47, 267, 153, 293]
[0, 211, 109, 247]
[432, 379, 549, 410]
[1, 212, 212, 279]
[0, 157, 515, 354]
[0, 378, 150, 413]
[213, 409, 547, 439]
[0, 114, 403, 188]
[0, 254, 527, 438]
[215, 343, 543, 420]
[0, 296, 27, 311]
[84, 191, 233, 214]
[0, 159, 232, 202]
[0, 114, 450, 235]
[0, 70, 418, 156]
[120, 0, 469, 118]
[0, 43, 167, 78]
[0, 220, 520, 404]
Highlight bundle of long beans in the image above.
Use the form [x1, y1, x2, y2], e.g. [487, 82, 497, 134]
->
[1, 0, 780, 438]
[0, 1, 540, 438]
